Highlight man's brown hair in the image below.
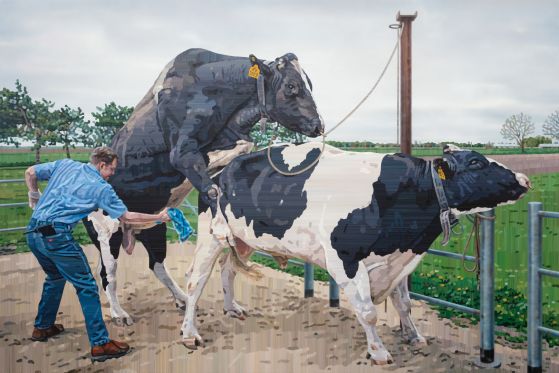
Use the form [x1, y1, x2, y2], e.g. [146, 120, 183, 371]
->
[90, 146, 118, 165]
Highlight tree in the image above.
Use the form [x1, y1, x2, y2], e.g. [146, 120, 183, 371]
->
[543, 110, 559, 141]
[524, 136, 552, 148]
[53, 106, 90, 158]
[0, 80, 57, 163]
[500, 113, 535, 153]
[91, 102, 133, 146]
[0, 87, 23, 147]
[249, 122, 302, 149]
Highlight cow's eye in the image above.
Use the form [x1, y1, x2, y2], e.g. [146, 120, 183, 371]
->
[468, 159, 484, 169]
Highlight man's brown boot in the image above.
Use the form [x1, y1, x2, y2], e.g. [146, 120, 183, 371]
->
[31, 324, 64, 342]
[91, 340, 130, 362]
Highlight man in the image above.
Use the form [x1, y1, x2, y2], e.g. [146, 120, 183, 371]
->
[24, 146, 170, 362]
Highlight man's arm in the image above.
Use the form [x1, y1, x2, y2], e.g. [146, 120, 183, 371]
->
[25, 166, 41, 208]
[25, 166, 39, 192]
[98, 185, 171, 224]
[119, 209, 170, 224]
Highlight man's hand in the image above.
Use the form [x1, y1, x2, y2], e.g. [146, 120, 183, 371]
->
[158, 208, 171, 223]
[28, 190, 41, 209]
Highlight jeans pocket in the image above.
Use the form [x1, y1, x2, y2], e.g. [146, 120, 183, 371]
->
[43, 233, 76, 251]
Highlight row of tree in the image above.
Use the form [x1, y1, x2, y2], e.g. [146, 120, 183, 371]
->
[0, 80, 133, 163]
[500, 112, 559, 152]
[2, 80, 559, 163]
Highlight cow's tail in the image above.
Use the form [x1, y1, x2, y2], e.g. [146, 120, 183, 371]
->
[228, 246, 263, 280]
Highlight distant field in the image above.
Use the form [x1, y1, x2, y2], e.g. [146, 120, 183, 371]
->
[340, 146, 559, 156]
[0, 151, 91, 166]
[1, 146, 559, 167]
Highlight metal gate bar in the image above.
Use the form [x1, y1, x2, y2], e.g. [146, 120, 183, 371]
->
[528, 202, 559, 373]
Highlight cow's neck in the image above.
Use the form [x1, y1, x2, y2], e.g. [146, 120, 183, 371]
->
[372, 155, 442, 253]
[226, 96, 262, 138]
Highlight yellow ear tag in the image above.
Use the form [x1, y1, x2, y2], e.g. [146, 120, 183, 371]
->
[248, 64, 260, 79]
[437, 167, 446, 180]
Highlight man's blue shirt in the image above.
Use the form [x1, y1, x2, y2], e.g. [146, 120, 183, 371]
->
[31, 159, 128, 225]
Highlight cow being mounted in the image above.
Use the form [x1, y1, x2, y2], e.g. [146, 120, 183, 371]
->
[180, 142, 530, 364]
[84, 48, 324, 325]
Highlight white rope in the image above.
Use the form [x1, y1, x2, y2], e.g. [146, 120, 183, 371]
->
[324, 23, 404, 137]
[267, 23, 404, 176]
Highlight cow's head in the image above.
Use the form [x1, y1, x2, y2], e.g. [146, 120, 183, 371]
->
[250, 53, 324, 137]
[434, 144, 530, 214]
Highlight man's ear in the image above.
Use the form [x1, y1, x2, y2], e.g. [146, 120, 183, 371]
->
[248, 54, 272, 78]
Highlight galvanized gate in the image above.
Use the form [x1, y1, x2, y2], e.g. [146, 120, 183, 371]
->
[527, 202, 559, 373]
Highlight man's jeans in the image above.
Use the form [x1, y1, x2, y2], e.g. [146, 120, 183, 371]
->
[26, 219, 110, 347]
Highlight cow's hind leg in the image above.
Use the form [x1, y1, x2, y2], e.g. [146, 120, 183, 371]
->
[332, 265, 393, 365]
[181, 209, 224, 349]
[84, 215, 133, 326]
[136, 223, 188, 310]
[389, 277, 427, 346]
[219, 248, 252, 320]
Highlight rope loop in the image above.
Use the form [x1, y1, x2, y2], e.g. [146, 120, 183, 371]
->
[266, 134, 326, 176]
[264, 23, 404, 176]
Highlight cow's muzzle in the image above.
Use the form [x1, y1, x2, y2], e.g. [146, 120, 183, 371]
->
[307, 116, 324, 137]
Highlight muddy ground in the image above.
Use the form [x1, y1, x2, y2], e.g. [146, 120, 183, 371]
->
[0, 243, 557, 372]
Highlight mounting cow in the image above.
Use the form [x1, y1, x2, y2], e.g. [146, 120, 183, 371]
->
[83, 48, 324, 325]
[179, 143, 530, 365]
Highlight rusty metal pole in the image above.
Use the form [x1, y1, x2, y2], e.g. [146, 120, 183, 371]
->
[397, 11, 417, 155]
[397, 12, 417, 292]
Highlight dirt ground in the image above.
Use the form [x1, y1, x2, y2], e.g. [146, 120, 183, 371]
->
[0, 243, 557, 373]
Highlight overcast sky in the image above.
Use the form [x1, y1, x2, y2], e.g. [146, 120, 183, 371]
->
[1, 0, 558, 143]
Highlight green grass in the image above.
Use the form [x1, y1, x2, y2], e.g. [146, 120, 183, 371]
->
[1, 147, 558, 168]
[0, 166, 200, 251]
[0, 151, 91, 166]
[412, 171, 559, 303]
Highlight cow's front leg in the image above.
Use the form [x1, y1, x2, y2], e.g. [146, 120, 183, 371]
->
[335, 266, 394, 365]
[136, 224, 188, 310]
[181, 209, 224, 349]
[390, 277, 427, 346]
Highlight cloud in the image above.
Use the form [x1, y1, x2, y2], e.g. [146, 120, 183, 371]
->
[1, 0, 558, 143]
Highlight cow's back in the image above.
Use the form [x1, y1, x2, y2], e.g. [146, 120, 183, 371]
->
[112, 49, 243, 164]
[109, 49, 247, 204]
[218, 143, 387, 255]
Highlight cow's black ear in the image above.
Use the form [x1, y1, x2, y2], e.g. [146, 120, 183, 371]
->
[248, 54, 272, 78]
[283, 53, 298, 62]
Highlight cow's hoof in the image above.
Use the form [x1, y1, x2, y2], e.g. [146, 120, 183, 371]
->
[181, 336, 204, 350]
[366, 349, 393, 365]
[409, 335, 427, 347]
[112, 316, 134, 326]
[223, 308, 247, 320]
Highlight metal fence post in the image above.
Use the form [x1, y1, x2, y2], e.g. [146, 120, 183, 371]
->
[528, 202, 543, 373]
[329, 277, 339, 307]
[304, 262, 314, 297]
[474, 208, 501, 368]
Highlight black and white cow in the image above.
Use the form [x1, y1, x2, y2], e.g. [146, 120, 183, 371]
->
[179, 142, 530, 364]
[84, 48, 324, 325]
